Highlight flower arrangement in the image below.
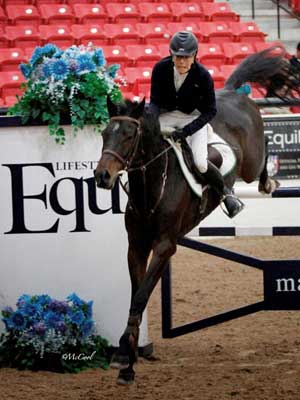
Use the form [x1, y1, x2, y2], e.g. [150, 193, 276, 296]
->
[0, 293, 111, 373]
[8, 43, 123, 144]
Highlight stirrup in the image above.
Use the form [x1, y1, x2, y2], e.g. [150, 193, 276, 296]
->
[220, 194, 245, 218]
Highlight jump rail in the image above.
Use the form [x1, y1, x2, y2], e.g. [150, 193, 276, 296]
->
[161, 186, 300, 339]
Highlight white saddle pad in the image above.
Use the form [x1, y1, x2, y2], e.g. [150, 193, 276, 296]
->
[165, 126, 237, 198]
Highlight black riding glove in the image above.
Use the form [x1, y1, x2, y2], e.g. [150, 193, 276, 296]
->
[171, 129, 188, 142]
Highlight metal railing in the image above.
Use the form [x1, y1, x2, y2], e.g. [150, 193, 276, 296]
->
[251, 0, 300, 39]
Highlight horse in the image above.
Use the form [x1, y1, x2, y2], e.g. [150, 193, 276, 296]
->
[94, 47, 286, 385]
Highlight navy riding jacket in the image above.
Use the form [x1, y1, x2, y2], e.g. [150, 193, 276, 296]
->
[149, 56, 217, 136]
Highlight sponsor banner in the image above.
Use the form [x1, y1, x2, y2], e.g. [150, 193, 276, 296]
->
[263, 115, 300, 179]
[0, 125, 149, 346]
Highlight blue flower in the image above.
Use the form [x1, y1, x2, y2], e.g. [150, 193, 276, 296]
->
[41, 61, 53, 79]
[49, 300, 69, 314]
[22, 303, 43, 321]
[94, 49, 106, 67]
[67, 293, 85, 307]
[33, 322, 47, 335]
[55, 320, 67, 333]
[76, 54, 96, 74]
[16, 294, 32, 308]
[50, 59, 69, 80]
[19, 63, 32, 79]
[30, 47, 44, 66]
[42, 43, 59, 56]
[81, 319, 94, 337]
[86, 301, 93, 319]
[107, 64, 120, 79]
[44, 311, 63, 328]
[35, 294, 52, 307]
[69, 310, 85, 326]
[9, 311, 27, 331]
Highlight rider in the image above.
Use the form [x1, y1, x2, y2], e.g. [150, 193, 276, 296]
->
[148, 31, 244, 218]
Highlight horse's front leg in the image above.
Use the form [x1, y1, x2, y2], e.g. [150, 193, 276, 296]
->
[116, 236, 177, 383]
[111, 239, 151, 384]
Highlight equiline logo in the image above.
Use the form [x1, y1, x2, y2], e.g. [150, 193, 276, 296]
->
[2, 162, 123, 234]
[265, 128, 300, 150]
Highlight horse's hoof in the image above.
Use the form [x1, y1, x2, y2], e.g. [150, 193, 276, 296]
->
[110, 353, 130, 370]
[116, 369, 135, 385]
[259, 178, 280, 194]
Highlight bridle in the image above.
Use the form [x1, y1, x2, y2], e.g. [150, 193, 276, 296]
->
[101, 115, 172, 217]
[102, 116, 142, 170]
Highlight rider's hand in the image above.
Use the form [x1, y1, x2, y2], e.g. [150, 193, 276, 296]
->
[171, 129, 187, 142]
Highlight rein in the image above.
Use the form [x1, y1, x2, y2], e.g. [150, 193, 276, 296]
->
[103, 115, 172, 217]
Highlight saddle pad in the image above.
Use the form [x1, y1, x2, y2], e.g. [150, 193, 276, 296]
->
[165, 127, 237, 198]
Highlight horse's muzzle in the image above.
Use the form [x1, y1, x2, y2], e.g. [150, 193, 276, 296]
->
[94, 169, 112, 189]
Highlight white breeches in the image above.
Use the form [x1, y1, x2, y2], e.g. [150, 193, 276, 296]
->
[159, 110, 208, 173]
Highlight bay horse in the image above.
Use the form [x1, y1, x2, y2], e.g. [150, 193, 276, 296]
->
[94, 48, 286, 385]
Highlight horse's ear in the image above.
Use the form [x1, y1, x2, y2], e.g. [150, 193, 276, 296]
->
[131, 97, 146, 119]
[107, 96, 118, 118]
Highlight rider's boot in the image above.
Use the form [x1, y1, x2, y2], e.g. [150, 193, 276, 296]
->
[202, 161, 244, 218]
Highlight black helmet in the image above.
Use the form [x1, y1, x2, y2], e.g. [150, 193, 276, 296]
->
[169, 31, 198, 56]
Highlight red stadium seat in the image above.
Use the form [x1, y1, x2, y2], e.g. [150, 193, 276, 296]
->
[219, 64, 237, 80]
[200, 22, 234, 44]
[138, 3, 172, 23]
[229, 21, 266, 43]
[0, 49, 27, 72]
[124, 66, 152, 95]
[167, 22, 202, 40]
[205, 65, 225, 88]
[73, 4, 107, 24]
[5, 26, 41, 49]
[135, 23, 170, 44]
[71, 24, 108, 46]
[0, 26, 9, 48]
[0, 6, 6, 29]
[103, 23, 140, 45]
[0, 71, 26, 98]
[290, 0, 300, 13]
[39, 25, 75, 48]
[253, 41, 283, 53]
[222, 42, 255, 64]
[105, 3, 140, 24]
[6, 5, 41, 27]
[197, 43, 226, 67]
[126, 44, 160, 67]
[200, 2, 239, 22]
[101, 45, 129, 69]
[36, 0, 68, 4]
[157, 43, 170, 57]
[169, 3, 204, 23]
[38, 4, 75, 26]
[4, 95, 19, 107]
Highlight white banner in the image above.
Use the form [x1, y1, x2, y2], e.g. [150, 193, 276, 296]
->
[0, 125, 149, 347]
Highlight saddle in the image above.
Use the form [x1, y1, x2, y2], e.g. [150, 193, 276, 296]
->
[163, 127, 237, 198]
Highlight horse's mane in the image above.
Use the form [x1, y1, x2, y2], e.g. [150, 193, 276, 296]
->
[118, 98, 162, 138]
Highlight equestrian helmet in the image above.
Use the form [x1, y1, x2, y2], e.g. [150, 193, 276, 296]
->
[169, 31, 198, 57]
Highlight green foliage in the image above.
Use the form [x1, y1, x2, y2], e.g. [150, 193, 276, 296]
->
[8, 43, 123, 144]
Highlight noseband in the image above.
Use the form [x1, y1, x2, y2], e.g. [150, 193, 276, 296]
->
[102, 115, 142, 170]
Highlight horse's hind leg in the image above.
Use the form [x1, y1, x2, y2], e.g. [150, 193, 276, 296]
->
[258, 136, 280, 194]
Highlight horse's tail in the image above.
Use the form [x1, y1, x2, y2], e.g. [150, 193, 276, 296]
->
[224, 46, 300, 97]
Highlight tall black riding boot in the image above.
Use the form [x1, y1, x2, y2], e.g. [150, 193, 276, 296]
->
[202, 161, 244, 218]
